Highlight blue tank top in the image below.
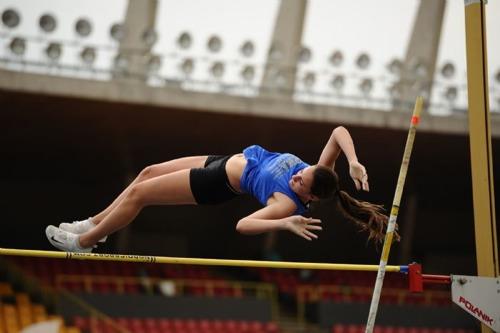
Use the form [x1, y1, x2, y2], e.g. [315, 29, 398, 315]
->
[240, 145, 310, 215]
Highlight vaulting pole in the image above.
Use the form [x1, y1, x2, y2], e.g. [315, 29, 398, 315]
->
[365, 97, 423, 332]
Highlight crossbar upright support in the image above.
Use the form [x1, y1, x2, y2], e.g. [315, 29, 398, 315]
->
[463, 2, 498, 331]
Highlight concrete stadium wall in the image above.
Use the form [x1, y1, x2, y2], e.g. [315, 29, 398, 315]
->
[57, 294, 273, 321]
[313, 302, 477, 329]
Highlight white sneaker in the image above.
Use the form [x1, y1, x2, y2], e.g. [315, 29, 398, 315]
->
[59, 218, 107, 242]
[45, 225, 93, 253]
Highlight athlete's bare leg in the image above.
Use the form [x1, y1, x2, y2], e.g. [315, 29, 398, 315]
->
[79, 169, 195, 247]
[91, 156, 207, 225]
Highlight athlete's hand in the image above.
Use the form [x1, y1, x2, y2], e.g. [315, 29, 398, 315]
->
[349, 161, 369, 192]
[284, 216, 322, 241]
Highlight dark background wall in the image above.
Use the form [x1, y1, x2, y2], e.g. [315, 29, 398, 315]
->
[1, 89, 498, 276]
[315, 302, 476, 329]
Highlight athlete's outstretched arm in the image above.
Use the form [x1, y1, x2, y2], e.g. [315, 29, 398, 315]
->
[317, 126, 369, 191]
[235, 198, 322, 241]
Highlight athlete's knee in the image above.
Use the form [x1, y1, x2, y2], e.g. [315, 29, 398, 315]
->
[126, 184, 148, 207]
[138, 165, 158, 180]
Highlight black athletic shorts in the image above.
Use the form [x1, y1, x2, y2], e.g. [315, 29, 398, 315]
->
[189, 155, 241, 205]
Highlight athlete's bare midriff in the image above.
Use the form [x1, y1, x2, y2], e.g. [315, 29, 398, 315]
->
[225, 153, 247, 192]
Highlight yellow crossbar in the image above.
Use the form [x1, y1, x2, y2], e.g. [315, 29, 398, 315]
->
[0, 247, 404, 272]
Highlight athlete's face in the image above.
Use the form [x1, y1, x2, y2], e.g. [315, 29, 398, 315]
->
[289, 166, 319, 202]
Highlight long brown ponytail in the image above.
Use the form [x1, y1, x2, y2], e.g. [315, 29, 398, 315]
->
[311, 165, 400, 245]
[336, 190, 400, 244]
